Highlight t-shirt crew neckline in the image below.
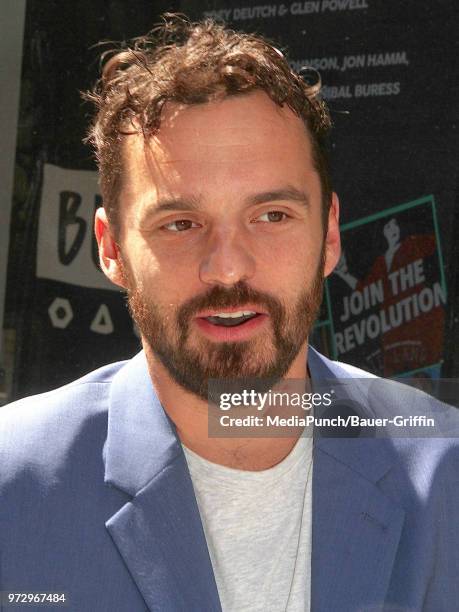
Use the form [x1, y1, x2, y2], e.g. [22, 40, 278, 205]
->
[182, 434, 313, 489]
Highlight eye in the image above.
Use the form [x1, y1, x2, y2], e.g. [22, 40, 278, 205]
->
[161, 219, 199, 232]
[256, 210, 288, 223]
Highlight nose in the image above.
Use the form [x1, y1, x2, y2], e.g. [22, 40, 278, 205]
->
[199, 227, 256, 287]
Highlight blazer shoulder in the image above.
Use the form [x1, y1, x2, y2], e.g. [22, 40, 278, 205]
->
[1, 358, 128, 417]
[310, 347, 459, 475]
[0, 358, 130, 482]
[308, 345, 377, 379]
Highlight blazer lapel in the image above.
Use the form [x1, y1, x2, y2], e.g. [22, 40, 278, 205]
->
[311, 439, 405, 611]
[308, 348, 406, 612]
[103, 352, 221, 612]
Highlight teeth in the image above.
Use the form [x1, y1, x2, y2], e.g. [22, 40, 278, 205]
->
[210, 311, 256, 318]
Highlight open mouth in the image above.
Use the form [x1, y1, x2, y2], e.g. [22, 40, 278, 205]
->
[204, 311, 260, 327]
[194, 308, 268, 341]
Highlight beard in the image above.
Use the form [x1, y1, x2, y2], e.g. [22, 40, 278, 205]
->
[123, 247, 325, 402]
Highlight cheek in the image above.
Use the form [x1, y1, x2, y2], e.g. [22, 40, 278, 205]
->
[257, 236, 320, 279]
[122, 235, 164, 285]
[123, 242, 202, 310]
[138, 263, 201, 312]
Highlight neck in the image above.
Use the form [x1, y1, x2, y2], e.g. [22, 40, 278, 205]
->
[143, 341, 310, 471]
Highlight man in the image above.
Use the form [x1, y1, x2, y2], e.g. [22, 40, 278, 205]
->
[1, 14, 458, 612]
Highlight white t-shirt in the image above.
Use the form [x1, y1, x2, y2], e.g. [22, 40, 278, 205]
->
[183, 436, 313, 612]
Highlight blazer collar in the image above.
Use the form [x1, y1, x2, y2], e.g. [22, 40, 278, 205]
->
[308, 346, 394, 482]
[105, 347, 394, 494]
[104, 351, 181, 496]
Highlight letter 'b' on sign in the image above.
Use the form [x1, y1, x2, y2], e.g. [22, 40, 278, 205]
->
[58, 191, 87, 265]
[37, 164, 114, 290]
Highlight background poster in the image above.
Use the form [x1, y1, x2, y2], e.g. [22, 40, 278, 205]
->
[326, 196, 446, 377]
[4, 0, 458, 400]
[18, 163, 139, 395]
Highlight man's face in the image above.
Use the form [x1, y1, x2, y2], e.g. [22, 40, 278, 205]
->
[103, 91, 339, 400]
[383, 218, 400, 247]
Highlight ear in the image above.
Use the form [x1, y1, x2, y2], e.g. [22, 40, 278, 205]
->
[324, 192, 341, 278]
[94, 207, 127, 289]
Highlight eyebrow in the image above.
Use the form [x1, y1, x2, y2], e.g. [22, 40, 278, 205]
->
[246, 186, 310, 207]
[148, 185, 310, 216]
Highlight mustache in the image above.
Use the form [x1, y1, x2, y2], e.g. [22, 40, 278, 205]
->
[177, 281, 284, 325]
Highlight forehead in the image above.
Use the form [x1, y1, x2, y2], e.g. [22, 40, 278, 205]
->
[124, 90, 311, 161]
[159, 90, 306, 147]
[119, 90, 316, 203]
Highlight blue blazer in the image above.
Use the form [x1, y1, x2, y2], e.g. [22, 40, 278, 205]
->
[1, 348, 458, 611]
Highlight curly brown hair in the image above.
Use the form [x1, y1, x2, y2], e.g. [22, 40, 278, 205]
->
[83, 13, 332, 230]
